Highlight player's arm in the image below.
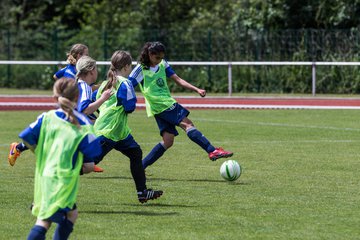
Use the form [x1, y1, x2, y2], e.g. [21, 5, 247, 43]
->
[78, 83, 112, 115]
[18, 113, 45, 152]
[128, 64, 143, 88]
[83, 89, 112, 115]
[164, 60, 206, 97]
[117, 80, 137, 113]
[169, 73, 206, 97]
[53, 67, 66, 80]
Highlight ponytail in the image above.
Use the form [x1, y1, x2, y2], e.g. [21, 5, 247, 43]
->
[53, 78, 80, 128]
[103, 50, 132, 91]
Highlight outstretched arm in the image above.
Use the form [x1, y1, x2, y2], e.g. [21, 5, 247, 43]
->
[170, 73, 206, 97]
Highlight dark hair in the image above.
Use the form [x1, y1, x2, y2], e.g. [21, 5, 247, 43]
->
[138, 41, 165, 68]
[104, 50, 132, 91]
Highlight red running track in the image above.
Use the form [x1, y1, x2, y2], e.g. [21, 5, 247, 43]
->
[1, 95, 360, 110]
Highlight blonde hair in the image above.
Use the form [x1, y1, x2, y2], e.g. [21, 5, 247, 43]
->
[53, 78, 80, 127]
[105, 50, 132, 91]
[75, 56, 96, 81]
[66, 43, 88, 65]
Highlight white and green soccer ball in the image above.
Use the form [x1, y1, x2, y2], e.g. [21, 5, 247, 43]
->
[220, 160, 241, 181]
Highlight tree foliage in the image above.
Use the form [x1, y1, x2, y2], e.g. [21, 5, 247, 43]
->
[1, 0, 360, 93]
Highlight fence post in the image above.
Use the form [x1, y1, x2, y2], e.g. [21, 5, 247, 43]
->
[102, 29, 108, 79]
[6, 29, 11, 87]
[207, 30, 212, 89]
[53, 29, 58, 74]
[312, 62, 316, 96]
[228, 63, 232, 96]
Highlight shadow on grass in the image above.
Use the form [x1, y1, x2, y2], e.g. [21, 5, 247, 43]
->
[80, 210, 178, 216]
[122, 203, 198, 208]
[87, 175, 246, 185]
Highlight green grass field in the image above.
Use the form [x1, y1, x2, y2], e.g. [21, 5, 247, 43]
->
[1, 109, 360, 239]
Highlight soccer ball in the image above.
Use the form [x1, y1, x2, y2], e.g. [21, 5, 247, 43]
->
[220, 160, 241, 181]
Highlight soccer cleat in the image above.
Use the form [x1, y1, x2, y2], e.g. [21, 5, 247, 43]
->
[8, 142, 21, 166]
[137, 189, 163, 203]
[93, 165, 104, 172]
[208, 147, 233, 161]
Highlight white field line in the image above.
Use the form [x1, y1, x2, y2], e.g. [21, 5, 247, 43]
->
[0, 102, 56, 106]
[193, 118, 360, 132]
[2, 102, 360, 110]
[0, 139, 359, 148]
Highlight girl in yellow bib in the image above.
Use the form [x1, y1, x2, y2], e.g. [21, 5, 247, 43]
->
[94, 50, 163, 203]
[128, 42, 233, 170]
[20, 78, 102, 240]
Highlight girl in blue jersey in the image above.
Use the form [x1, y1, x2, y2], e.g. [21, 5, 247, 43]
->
[8, 44, 89, 165]
[128, 42, 233, 170]
[94, 50, 163, 203]
[53, 43, 89, 80]
[76, 55, 112, 122]
[75, 55, 112, 172]
[22, 78, 102, 240]
[8, 55, 109, 172]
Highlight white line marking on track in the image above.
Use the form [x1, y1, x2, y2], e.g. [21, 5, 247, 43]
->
[193, 118, 360, 132]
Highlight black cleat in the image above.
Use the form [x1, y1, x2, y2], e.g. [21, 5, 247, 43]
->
[137, 189, 163, 203]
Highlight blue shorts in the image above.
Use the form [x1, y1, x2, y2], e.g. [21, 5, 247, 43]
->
[154, 103, 189, 136]
[95, 134, 140, 163]
[47, 204, 77, 224]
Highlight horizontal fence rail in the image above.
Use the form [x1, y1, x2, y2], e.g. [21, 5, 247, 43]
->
[1, 61, 360, 96]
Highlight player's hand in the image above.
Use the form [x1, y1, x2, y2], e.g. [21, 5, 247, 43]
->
[101, 89, 113, 100]
[198, 89, 206, 97]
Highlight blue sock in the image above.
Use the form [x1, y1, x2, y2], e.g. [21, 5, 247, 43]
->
[53, 219, 74, 240]
[143, 143, 166, 169]
[27, 225, 47, 240]
[187, 127, 215, 153]
[17, 142, 28, 152]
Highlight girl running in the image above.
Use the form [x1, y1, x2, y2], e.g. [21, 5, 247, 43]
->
[94, 50, 163, 203]
[128, 41, 233, 170]
[75, 55, 112, 122]
[53, 43, 89, 80]
[8, 44, 89, 166]
[22, 78, 102, 240]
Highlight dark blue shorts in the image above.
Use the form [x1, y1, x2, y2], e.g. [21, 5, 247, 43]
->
[154, 103, 189, 136]
[47, 204, 77, 224]
[95, 134, 140, 163]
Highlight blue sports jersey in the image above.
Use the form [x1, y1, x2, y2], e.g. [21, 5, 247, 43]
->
[55, 64, 77, 79]
[19, 109, 102, 163]
[77, 79, 97, 120]
[128, 60, 175, 88]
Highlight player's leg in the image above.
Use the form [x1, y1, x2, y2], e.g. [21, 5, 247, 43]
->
[53, 208, 77, 240]
[8, 142, 28, 166]
[116, 136, 163, 203]
[180, 117, 233, 161]
[27, 219, 51, 240]
[142, 113, 178, 169]
[142, 131, 174, 169]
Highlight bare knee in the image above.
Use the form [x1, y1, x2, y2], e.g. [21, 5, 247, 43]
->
[179, 118, 194, 131]
[67, 209, 78, 224]
[162, 132, 174, 149]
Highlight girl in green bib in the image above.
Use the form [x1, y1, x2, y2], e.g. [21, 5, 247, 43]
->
[94, 50, 163, 203]
[20, 78, 102, 240]
[128, 42, 233, 170]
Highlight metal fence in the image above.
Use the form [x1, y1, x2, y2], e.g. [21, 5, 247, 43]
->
[1, 28, 360, 93]
[2, 60, 360, 96]
[1, 28, 360, 62]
